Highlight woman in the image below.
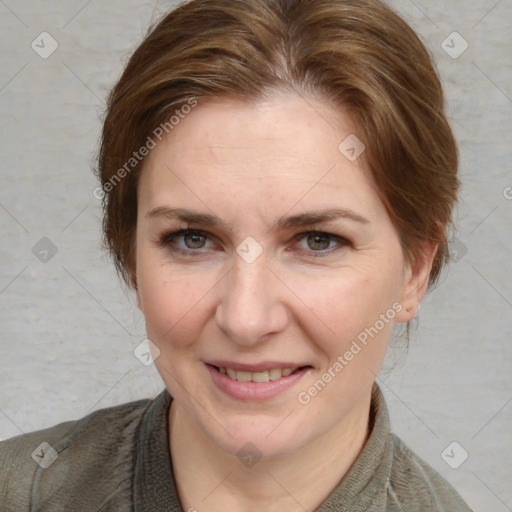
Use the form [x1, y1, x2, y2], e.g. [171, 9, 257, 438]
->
[0, 0, 473, 510]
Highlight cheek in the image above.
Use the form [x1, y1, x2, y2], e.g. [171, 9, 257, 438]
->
[298, 270, 399, 327]
[289, 264, 402, 359]
[137, 260, 217, 349]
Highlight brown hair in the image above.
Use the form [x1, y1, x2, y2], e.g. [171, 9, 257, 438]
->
[97, 0, 459, 290]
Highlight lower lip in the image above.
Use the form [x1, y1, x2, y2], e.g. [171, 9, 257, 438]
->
[206, 364, 310, 401]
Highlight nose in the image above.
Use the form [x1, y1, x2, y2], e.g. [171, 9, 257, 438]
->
[215, 253, 289, 347]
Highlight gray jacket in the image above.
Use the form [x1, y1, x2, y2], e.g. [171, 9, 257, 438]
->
[0, 385, 473, 511]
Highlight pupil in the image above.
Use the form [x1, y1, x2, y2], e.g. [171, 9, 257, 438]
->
[185, 232, 205, 249]
[308, 233, 329, 250]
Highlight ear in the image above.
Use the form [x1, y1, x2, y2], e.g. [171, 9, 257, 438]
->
[395, 241, 437, 323]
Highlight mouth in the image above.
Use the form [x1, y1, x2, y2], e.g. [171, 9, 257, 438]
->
[205, 362, 313, 401]
[210, 364, 312, 383]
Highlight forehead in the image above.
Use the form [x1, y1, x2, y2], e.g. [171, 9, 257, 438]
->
[138, 94, 381, 220]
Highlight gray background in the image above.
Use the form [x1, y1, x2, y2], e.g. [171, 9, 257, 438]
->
[1, 0, 511, 509]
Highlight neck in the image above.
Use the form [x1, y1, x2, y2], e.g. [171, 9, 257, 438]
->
[169, 392, 372, 512]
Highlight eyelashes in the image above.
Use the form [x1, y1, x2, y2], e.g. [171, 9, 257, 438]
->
[158, 228, 351, 259]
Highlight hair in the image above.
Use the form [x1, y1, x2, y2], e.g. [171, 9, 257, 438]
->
[97, 0, 459, 292]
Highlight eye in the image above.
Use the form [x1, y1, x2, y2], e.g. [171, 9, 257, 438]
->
[159, 229, 215, 256]
[158, 229, 350, 259]
[294, 231, 350, 257]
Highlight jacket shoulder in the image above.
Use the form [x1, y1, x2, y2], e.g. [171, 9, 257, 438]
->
[0, 396, 153, 512]
[388, 434, 473, 511]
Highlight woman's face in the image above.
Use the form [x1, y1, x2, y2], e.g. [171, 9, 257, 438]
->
[135, 93, 428, 458]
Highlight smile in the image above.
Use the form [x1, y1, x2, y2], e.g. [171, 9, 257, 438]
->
[206, 363, 312, 401]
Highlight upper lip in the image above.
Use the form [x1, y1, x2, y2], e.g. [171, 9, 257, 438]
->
[205, 360, 312, 372]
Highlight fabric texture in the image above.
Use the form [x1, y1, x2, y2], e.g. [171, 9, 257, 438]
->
[0, 384, 473, 511]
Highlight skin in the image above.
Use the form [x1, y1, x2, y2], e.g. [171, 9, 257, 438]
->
[135, 92, 434, 511]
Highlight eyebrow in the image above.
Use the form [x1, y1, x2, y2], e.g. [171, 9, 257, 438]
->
[146, 206, 370, 231]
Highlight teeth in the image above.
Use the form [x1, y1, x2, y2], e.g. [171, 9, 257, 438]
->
[252, 370, 269, 383]
[269, 368, 282, 381]
[236, 371, 252, 382]
[218, 366, 300, 382]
